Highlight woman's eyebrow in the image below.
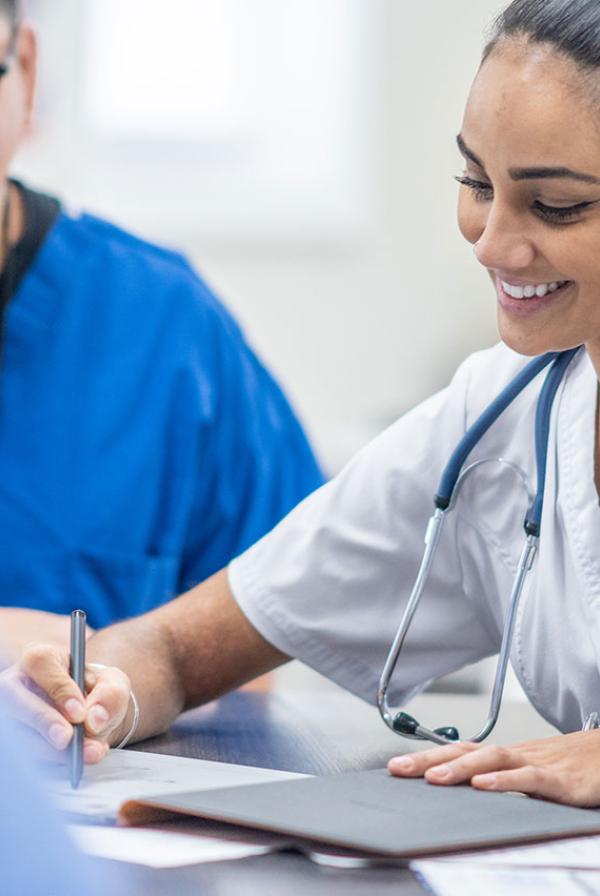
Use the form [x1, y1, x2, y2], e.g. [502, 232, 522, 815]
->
[457, 134, 600, 185]
[508, 166, 600, 184]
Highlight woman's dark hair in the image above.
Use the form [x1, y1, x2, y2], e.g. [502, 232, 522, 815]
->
[484, 0, 600, 69]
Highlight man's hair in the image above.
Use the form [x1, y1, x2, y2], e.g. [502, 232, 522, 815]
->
[484, 0, 600, 69]
[0, 0, 19, 28]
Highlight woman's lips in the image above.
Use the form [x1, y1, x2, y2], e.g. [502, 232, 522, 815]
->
[495, 276, 574, 314]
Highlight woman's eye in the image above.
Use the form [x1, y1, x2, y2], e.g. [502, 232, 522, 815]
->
[454, 175, 492, 202]
[532, 200, 596, 224]
[454, 175, 598, 225]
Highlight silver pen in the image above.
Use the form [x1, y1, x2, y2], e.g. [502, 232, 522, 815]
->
[69, 609, 87, 789]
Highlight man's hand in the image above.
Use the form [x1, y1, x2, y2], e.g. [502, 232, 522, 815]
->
[388, 731, 600, 807]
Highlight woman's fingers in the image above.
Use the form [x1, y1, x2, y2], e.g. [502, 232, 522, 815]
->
[84, 666, 131, 739]
[472, 765, 559, 799]
[0, 666, 74, 750]
[388, 741, 480, 777]
[1, 644, 131, 760]
[389, 743, 521, 785]
[389, 731, 600, 807]
[19, 643, 85, 724]
[15, 723, 109, 767]
[83, 738, 110, 765]
[424, 744, 518, 785]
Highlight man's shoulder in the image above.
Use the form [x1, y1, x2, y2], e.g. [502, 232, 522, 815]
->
[61, 210, 219, 299]
[70, 211, 188, 269]
[57, 209, 235, 330]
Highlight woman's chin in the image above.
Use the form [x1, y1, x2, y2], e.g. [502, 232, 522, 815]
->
[497, 315, 575, 358]
[497, 323, 548, 357]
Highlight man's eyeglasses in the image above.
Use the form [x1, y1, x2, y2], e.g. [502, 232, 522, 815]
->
[0, 58, 12, 80]
[0, 29, 18, 80]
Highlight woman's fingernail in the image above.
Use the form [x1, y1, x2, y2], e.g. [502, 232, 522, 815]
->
[64, 698, 84, 721]
[88, 705, 109, 733]
[84, 742, 105, 763]
[48, 724, 70, 750]
[390, 756, 415, 772]
[431, 764, 450, 778]
[475, 773, 497, 788]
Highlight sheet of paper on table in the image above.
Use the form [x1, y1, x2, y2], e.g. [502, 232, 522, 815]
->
[412, 836, 600, 896]
[435, 835, 600, 869]
[46, 749, 306, 822]
[411, 862, 600, 896]
[69, 819, 288, 868]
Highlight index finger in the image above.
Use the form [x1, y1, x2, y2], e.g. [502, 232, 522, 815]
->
[20, 644, 86, 724]
[388, 742, 480, 777]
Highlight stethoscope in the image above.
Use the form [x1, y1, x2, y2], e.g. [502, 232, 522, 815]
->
[377, 347, 581, 746]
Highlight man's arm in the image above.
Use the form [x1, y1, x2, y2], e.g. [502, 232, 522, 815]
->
[3, 569, 288, 752]
[0, 608, 94, 665]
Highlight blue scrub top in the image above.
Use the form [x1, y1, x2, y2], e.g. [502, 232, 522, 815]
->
[0, 211, 323, 627]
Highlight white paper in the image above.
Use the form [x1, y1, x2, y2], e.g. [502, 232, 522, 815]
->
[411, 862, 600, 896]
[423, 835, 600, 870]
[45, 749, 306, 820]
[69, 822, 277, 868]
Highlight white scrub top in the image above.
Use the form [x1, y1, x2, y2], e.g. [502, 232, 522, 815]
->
[229, 343, 600, 734]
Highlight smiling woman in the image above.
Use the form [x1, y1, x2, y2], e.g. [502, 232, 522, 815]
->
[6, 0, 600, 811]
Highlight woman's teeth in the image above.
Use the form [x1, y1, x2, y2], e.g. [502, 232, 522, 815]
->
[501, 279, 568, 300]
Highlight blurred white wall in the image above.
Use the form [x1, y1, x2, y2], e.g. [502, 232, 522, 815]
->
[16, 0, 507, 473]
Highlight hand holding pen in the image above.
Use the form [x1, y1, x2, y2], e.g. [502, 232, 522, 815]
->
[68, 609, 139, 786]
[0, 618, 136, 774]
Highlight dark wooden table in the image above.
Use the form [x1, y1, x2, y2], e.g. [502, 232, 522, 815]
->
[108, 680, 556, 895]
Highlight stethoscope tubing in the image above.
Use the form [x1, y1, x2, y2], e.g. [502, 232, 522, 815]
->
[377, 347, 581, 744]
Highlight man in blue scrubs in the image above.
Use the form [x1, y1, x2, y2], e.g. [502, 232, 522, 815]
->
[0, 2, 323, 657]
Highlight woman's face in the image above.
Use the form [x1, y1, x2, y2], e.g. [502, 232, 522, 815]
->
[458, 38, 600, 362]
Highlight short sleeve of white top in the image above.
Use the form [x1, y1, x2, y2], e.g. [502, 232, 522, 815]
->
[229, 343, 600, 734]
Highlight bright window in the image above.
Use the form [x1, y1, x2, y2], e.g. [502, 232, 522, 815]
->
[17, 0, 376, 244]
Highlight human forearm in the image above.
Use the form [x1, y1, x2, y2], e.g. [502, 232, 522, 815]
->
[87, 568, 288, 743]
[1, 567, 288, 759]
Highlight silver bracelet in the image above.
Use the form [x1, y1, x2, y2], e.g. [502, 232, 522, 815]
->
[87, 662, 140, 749]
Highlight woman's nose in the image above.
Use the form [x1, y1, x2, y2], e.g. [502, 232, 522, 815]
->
[473, 206, 536, 271]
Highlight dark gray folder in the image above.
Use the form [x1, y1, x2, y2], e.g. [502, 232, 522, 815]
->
[121, 767, 600, 858]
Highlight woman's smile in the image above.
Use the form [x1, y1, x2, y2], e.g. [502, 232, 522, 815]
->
[493, 273, 575, 316]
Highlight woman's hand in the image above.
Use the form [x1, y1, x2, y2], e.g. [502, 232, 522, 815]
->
[0, 643, 132, 765]
[388, 731, 600, 807]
